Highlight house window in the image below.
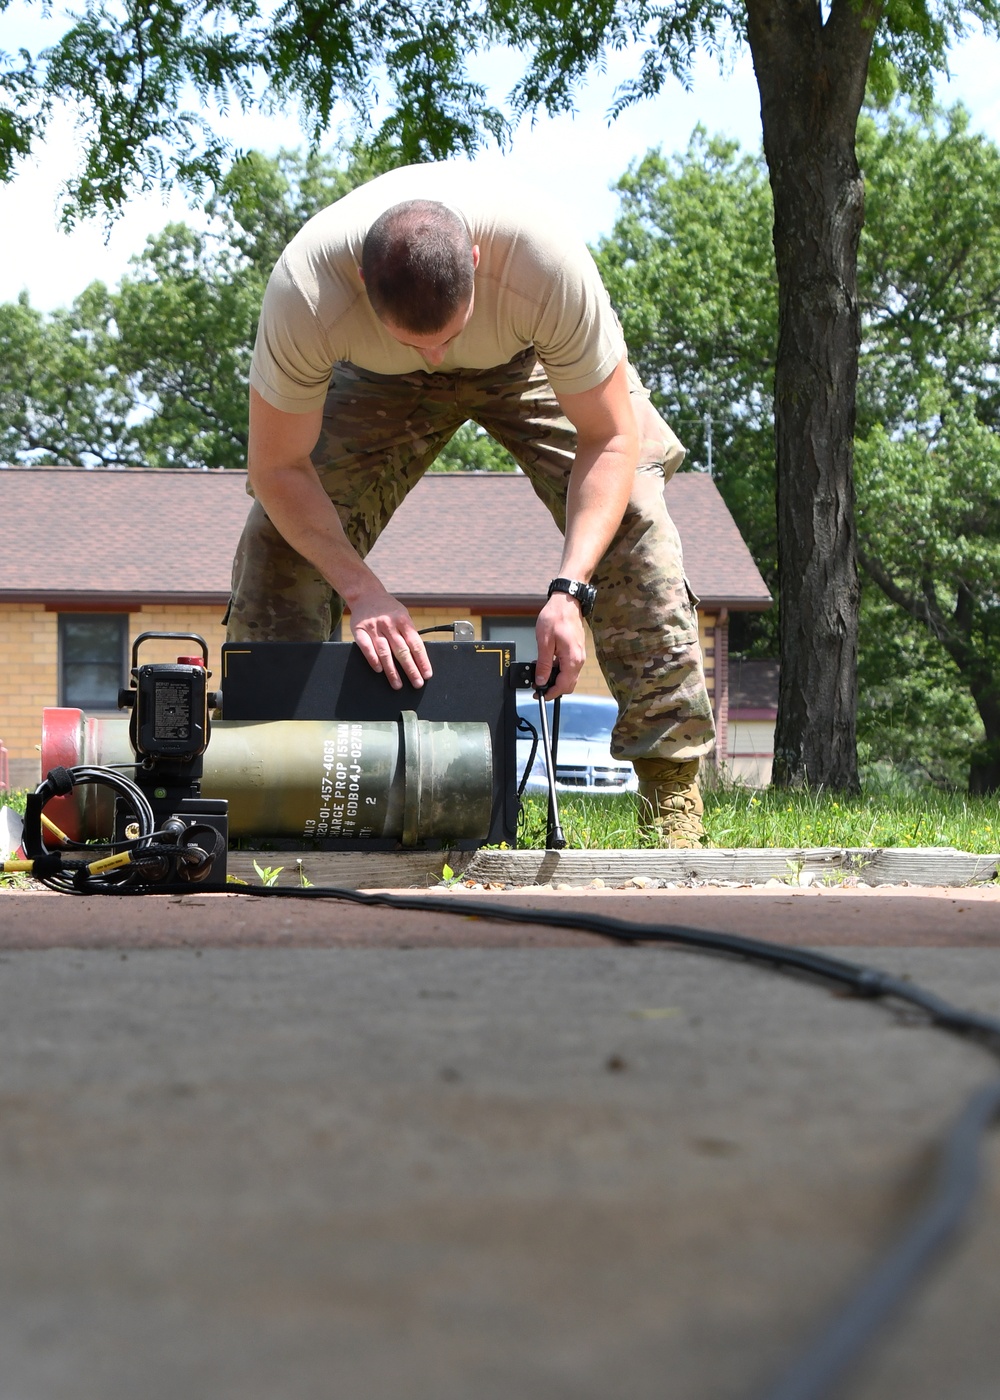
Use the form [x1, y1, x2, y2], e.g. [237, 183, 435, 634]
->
[482, 615, 537, 662]
[59, 614, 128, 710]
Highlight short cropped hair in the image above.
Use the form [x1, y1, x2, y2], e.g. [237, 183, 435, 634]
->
[361, 200, 475, 334]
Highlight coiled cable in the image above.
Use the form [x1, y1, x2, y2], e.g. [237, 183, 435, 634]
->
[20, 766, 222, 893]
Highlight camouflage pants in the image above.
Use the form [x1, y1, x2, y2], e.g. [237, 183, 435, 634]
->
[228, 349, 715, 762]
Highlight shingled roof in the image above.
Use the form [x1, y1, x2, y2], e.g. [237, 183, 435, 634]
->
[0, 466, 771, 610]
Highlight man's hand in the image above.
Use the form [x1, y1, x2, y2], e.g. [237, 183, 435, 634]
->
[349, 584, 434, 691]
[533, 593, 588, 699]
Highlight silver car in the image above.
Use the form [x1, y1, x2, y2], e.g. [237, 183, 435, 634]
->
[515, 694, 638, 795]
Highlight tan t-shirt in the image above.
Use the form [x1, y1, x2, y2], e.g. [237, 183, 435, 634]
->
[250, 162, 627, 414]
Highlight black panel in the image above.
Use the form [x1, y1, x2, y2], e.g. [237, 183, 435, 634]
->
[220, 640, 519, 849]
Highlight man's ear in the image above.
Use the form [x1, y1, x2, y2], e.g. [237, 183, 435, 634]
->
[357, 267, 365, 282]
[472, 245, 480, 271]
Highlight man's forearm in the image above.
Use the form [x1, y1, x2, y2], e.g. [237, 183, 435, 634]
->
[246, 386, 432, 688]
[559, 436, 637, 581]
[246, 388, 381, 604]
[553, 357, 639, 581]
[532, 359, 639, 698]
[248, 455, 378, 607]
[532, 438, 636, 698]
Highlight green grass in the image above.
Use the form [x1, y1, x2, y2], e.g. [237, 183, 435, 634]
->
[517, 786, 1000, 852]
[5, 783, 999, 855]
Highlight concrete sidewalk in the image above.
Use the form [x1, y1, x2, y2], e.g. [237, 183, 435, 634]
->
[1, 885, 999, 1400]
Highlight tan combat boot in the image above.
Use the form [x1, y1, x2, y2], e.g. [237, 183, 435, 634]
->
[634, 757, 705, 848]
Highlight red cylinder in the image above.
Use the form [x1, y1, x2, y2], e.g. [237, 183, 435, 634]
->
[40, 709, 134, 841]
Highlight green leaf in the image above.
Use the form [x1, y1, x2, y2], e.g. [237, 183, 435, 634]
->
[252, 860, 283, 886]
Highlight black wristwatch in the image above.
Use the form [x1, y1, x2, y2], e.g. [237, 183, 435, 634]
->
[547, 576, 597, 618]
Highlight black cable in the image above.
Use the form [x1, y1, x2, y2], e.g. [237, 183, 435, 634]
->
[44, 822, 194, 855]
[232, 880, 1000, 1400]
[228, 882, 1000, 1042]
[760, 1078, 1000, 1400]
[515, 714, 540, 799]
[22, 765, 157, 893]
[20, 767, 226, 894]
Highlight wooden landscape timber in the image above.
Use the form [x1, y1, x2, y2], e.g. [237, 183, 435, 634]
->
[226, 846, 1000, 890]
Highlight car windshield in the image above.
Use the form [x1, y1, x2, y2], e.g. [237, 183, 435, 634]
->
[516, 698, 618, 743]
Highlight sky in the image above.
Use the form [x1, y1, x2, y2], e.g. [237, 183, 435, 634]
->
[2, 18, 999, 312]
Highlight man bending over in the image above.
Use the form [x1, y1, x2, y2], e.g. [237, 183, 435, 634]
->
[227, 162, 714, 846]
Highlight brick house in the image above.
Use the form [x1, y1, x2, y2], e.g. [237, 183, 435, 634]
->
[0, 466, 771, 789]
[728, 659, 780, 787]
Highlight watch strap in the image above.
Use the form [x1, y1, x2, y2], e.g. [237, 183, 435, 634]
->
[547, 576, 597, 617]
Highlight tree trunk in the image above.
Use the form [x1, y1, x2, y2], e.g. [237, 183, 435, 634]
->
[969, 733, 1000, 794]
[746, 0, 879, 791]
[960, 673, 1000, 794]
